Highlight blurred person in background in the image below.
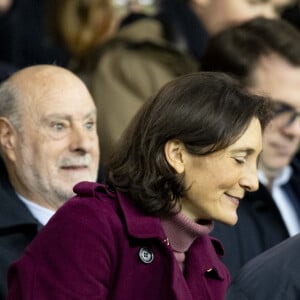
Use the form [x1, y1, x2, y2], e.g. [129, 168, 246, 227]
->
[0, 65, 99, 298]
[0, 0, 12, 12]
[46, 0, 116, 77]
[227, 233, 300, 300]
[201, 17, 300, 277]
[0, 0, 17, 82]
[0, 0, 69, 71]
[282, 0, 300, 30]
[90, 0, 296, 162]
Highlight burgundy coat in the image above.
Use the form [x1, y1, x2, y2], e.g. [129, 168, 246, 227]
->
[7, 182, 230, 300]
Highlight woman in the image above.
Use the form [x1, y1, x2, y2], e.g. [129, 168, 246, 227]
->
[7, 72, 272, 300]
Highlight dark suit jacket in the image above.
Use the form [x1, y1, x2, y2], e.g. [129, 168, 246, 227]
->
[0, 158, 40, 299]
[211, 160, 300, 277]
[226, 233, 300, 300]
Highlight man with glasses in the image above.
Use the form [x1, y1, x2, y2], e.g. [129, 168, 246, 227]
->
[202, 17, 300, 277]
[273, 102, 300, 128]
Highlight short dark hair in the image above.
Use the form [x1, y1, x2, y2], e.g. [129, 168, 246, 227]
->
[201, 17, 300, 86]
[106, 72, 272, 217]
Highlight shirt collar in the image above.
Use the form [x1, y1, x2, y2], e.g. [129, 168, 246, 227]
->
[17, 194, 55, 226]
[258, 166, 292, 188]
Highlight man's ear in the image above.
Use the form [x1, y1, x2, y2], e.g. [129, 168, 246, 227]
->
[164, 139, 186, 174]
[0, 117, 17, 161]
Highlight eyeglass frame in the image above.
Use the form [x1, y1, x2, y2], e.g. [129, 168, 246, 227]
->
[272, 101, 300, 127]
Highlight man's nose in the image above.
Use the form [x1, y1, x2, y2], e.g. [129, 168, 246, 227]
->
[69, 126, 98, 153]
[282, 116, 300, 137]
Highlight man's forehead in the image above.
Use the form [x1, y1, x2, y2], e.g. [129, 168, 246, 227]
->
[19, 89, 96, 126]
[43, 110, 97, 120]
[247, 54, 300, 110]
[22, 80, 93, 111]
[256, 53, 300, 73]
[250, 54, 300, 90]
[10, 65, 86, 100]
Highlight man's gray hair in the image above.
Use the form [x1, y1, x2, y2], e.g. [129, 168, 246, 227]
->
[0, 80, 22, 131]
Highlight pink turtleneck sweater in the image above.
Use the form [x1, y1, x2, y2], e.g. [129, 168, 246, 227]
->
[161, 212, 214, 272]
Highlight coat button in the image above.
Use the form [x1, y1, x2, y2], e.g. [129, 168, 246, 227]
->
[138, 247, 154, 264]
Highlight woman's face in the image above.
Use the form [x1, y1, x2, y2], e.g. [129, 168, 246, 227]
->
[180, 117, 262, 225]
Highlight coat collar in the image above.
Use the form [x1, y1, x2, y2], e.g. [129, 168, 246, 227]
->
[0, 157, 40, 230]
[76, 182, 226, 256]
[96, 184, 225, 256]
[115, 189, 167, 241]
[75, 182, 228, 283]
[113, 186, 227, 280]
[75, 182, 167, 241]
[0, 179, 39, 229]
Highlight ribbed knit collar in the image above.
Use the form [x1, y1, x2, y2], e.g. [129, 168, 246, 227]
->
[161, 211, 214, 253]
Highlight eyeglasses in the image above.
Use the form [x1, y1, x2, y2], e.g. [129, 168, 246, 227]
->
[272, 101, 300, 128]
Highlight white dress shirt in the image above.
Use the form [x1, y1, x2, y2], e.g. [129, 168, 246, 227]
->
[17, 194, 55, 226]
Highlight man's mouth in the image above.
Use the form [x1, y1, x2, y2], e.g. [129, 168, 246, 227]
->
[271, 143, 294, 156]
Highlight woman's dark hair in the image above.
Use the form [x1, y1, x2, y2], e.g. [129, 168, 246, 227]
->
[106, 72, 272, 217]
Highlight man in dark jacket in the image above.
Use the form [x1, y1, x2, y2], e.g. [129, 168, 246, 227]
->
[0, 64, 100, 298]
[226, 233, 300, 300]
[0, 156, 40, 298]
[202, 17, 300, 277]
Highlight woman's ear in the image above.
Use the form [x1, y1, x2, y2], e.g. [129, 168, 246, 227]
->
[164, 139, 185, 174]
[0, 117, 17, 161]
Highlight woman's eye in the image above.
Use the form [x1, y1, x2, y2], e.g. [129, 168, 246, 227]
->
[235, 157, 246, 164]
